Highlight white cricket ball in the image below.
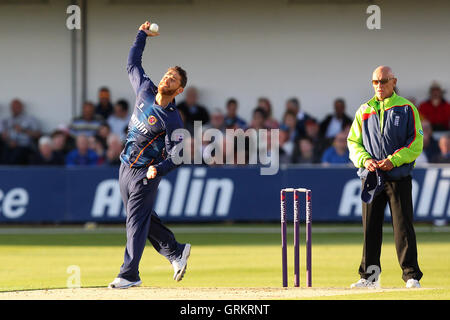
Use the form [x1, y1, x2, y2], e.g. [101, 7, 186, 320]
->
[150, 23, 159, 33]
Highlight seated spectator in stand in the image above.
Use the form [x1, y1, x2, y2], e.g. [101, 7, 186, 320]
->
[88, 135, 106, 165]
[431, 134, 450, 163]
[95, 87, 114, 120]
[96, 123, 111, 150]
[321, 131, 351, 164]
[281, 110, 298, 142]
[51, 126, 75, 156]
[30, 136, 65, 166]
[1, 99, 41, 165]
[406, 96, 427, 163]
[105, 134, 123, 166]
[224, 98, 247, 129]
[421, 119, 440, 162]
[291, 137, 320, 164]
[177, 87, 210, 133]
[65, 135, 99, 166]
[107, 99, 130, 142]
[248, 107, 268, 130]
[69, 102, 104, 137]
[304, 119, 328, 161]
[246, 107, 269, 163]
[418, 82, 450, 131]
[205, 108, 226, 133]
[279, 126, 295, 164]
[342, 122, 352, 136]
[257, 97, 279, 129]
[319, 98, 352, 140]
[285, 97, 314, 138]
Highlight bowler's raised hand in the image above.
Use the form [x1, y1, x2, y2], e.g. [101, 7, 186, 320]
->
[139, 21, 160, 37]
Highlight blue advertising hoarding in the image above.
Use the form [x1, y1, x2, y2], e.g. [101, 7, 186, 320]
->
[0, 165, 449, 223]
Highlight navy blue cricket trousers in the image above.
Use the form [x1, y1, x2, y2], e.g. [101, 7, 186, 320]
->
[117, 163, 183, 282]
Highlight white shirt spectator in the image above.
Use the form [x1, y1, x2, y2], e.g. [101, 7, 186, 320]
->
[107, 99, 130, 142]
[325, 116, 343, 139]
[108, 115, 130, 142]
[2, 111, 40, 147]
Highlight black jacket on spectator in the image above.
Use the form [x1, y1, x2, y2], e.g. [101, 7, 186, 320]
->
[319, 114, 352, 138]
[424, 136, 440, 162]
[295, 113, 315, 139]
[30, 151, 65, 166]
[177, 102, 210, 131]
[95, 102, 114, 120]
[290, 140, 322, 164]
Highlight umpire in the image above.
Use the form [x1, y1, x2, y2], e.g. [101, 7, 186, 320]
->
[347, 66, 424, 289]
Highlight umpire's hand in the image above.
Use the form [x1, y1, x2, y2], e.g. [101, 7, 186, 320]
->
[139, 21, 160, 37]
[377, 158, 394, 171]
[364, 159, 379, 172]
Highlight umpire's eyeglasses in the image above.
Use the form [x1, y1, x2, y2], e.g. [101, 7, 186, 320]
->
[372, 78, 394, 85]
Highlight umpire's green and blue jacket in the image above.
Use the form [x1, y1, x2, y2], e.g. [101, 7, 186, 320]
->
[347, 92, 424, 180]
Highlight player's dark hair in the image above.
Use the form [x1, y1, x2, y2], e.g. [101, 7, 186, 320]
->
[170, 66, 188, 88]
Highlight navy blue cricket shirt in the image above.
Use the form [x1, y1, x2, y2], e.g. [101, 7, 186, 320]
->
[120, 31, 184, 176]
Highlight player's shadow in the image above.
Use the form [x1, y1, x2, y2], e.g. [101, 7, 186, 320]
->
[0, 224, 446, 246]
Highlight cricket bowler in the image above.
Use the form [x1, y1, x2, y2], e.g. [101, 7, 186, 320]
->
[109, 21, 191, 289]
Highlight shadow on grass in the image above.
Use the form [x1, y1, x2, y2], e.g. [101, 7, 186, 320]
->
[0, 285, 108, 293]
[0, 232, 447, 247]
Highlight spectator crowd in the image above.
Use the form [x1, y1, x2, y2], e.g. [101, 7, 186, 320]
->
[1, 81, 450, 167]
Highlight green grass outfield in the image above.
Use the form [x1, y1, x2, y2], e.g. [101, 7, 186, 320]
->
[0, 223, 449, 299]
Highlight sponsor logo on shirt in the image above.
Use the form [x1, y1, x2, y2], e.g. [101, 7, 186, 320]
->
[148, 115, 157, 126]
[131, 114, 148, 134]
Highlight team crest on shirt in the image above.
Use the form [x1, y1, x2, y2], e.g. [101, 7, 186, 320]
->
[148, 115, 157, 125]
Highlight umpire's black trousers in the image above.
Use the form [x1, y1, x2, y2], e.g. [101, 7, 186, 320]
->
[359, 175, 423, 282]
